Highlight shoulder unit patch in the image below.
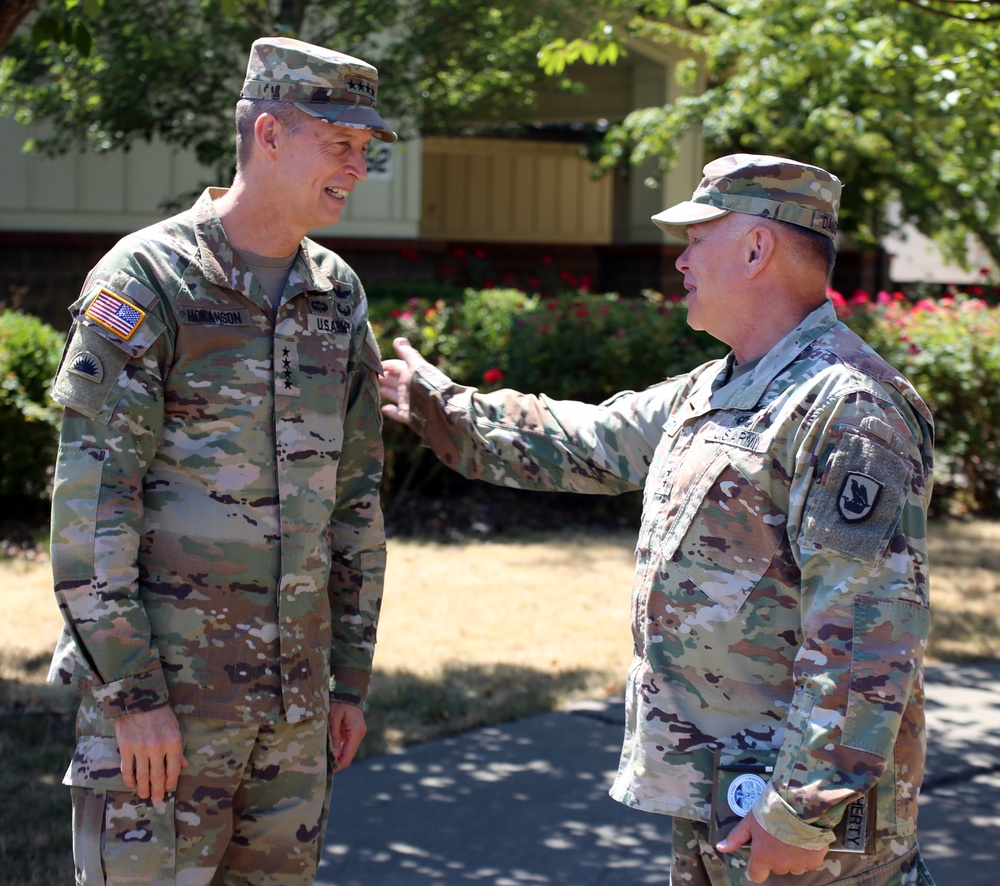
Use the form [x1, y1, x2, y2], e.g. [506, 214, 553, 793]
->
[837, 472, 882, 523]
[67, 351, 104, 383]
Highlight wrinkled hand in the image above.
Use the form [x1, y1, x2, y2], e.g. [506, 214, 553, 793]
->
[379, 337, 430, 425]
[329, 703, 367, 770]
[114, 706, 188, 805]
[717, 812, 829, 883]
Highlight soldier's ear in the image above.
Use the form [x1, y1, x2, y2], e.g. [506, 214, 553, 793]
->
[744, 226, 775, 279]
[253, 113, 282, 159]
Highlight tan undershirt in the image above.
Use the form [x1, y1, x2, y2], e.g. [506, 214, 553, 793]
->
[234, 248, 297, 311]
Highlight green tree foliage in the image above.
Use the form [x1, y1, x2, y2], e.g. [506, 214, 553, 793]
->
[0, 0, 580, 180]
[540, 0, 1000, 268]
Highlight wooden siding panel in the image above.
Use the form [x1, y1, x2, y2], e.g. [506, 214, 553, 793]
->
[420, 137, 612, 244]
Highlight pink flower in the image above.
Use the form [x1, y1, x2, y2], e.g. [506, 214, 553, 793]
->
[483, 368, 504, 385]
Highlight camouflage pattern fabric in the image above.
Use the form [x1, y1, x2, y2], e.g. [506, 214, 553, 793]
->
[240, 36, 396, 142]
[653, 154, 841, 241]
[48, 185, 387, 724]
[406, 300, 934, 868]
[671, 819, 935, 885]
[66, 696, 332, 885]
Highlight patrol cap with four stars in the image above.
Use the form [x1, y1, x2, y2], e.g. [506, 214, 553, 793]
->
[240, 36, 397, 143]
[652, 153, 841, 241]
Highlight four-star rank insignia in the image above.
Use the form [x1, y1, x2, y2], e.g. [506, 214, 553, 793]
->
[838, 472, 882, 523]
[67, 350, 104, 383]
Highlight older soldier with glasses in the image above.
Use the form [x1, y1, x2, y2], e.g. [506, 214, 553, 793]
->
[380, 155, 937, 885]
[48, 37, 390, 885]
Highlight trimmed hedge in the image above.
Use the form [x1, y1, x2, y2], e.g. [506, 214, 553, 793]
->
[834, 290, 1000, 515]
[3, 283, 998, 518]
[374, 287, 1000, 516]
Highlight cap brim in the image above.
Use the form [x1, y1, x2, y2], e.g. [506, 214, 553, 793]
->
[651, 201, 730, 239]
[295, 101, 398, 142]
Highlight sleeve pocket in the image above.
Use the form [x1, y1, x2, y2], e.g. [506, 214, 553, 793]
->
[50, 444, 108, 582]
[843, 595, 930, 756]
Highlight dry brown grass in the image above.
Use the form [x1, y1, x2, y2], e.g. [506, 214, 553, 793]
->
[2, 519, 998, 704]
[1, 519, 998, 884]
[922, 518, 1000, 661]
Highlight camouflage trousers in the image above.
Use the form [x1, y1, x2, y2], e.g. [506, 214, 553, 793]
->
[65, 695, 333, 886]
[669, 819, 937, 886]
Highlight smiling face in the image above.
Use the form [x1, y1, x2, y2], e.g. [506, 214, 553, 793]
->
[275, 115, 371, 236]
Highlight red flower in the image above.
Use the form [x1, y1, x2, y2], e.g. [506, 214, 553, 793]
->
[483, 368, 505, 385]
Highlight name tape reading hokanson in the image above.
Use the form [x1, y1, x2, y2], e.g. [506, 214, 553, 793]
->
[84, 289, 147, 340]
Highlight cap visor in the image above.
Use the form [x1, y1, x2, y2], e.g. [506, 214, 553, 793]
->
[651, 201, 729, 238]
[295, 101, 398, 142]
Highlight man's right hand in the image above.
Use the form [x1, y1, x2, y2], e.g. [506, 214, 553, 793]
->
[113, 705, 187, 805]
[379, 337, 430, 425]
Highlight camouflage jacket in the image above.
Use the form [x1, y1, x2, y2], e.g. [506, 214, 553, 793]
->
[407, 300, 934, 850]
[48, 188, 386, 725]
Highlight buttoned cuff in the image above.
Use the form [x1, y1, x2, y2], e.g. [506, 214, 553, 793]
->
[409, 363, 456, 439]
[752, 783, 836, 850]
[91, 666, 171, 720]
[330, 667, 371, 708]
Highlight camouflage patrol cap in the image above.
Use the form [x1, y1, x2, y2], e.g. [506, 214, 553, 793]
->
[241, 36, 397, 143]
[652, 153, 841, 241]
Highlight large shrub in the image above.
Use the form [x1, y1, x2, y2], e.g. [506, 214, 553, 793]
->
[0, 310, 65, 505]
[859, 294, 1000, 515]
[375, 284, 1000, 518]
[371, 288, 727, 501]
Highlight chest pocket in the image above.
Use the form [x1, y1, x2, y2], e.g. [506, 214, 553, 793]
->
[665, 456, 788, 615]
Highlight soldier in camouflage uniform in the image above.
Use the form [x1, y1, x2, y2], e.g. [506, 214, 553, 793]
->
[380, 155, 937, 885]
[47, 37, 392, 885]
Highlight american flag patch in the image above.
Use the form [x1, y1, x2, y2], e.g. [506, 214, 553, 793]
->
[84, 289, 146, 340]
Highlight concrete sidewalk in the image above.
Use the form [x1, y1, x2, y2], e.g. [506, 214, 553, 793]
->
[316, 663, 1000, 884]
